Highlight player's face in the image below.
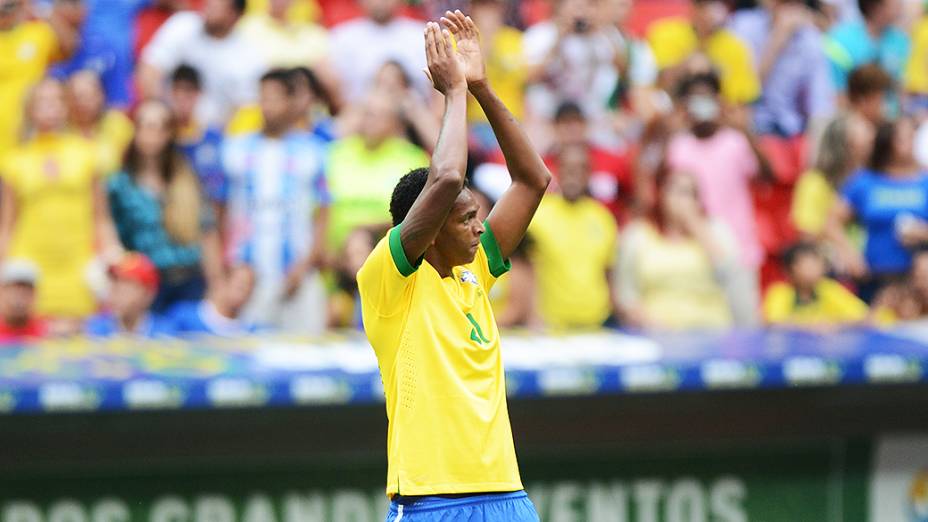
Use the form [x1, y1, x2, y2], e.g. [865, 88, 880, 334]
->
[436, 189, 485, 266]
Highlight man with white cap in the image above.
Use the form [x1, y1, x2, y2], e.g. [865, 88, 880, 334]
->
[0, 259, 47, 343]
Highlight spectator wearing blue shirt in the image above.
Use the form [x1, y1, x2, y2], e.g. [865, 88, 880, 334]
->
[729, 0, 836, 137]
[828, 117, 928, 301]
[166, 264, 258, 337]
[50, 0, 150, 107]
[826, 0, 909, 93]
[85, 253, 174, 337]
[169, 65, 227, 208]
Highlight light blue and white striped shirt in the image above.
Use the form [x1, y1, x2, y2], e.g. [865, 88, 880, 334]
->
[222, 131, 331, 280]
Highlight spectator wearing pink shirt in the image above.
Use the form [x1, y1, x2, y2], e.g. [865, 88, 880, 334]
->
[666, 71, 766, 326]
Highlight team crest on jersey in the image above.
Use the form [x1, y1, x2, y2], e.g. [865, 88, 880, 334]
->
[459, 270, 478, 285]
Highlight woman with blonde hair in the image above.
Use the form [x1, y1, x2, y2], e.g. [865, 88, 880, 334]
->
[108, 99, 223, 312]
[0, 77, 122, 325]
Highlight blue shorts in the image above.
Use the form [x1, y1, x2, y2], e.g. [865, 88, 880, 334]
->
[386, 491, 539, 521]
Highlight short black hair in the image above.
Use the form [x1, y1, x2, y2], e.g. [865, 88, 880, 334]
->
[171, 64, 201, 89]
[554, 100, 585, 123]
[390, 168, 430, 226]
[260, 68, 295, 95]
[675, 71, 722, 99]
[782, 241, 822, 271]
[232, 0, 246, 14]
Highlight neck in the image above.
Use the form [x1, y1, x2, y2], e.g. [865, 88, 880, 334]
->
[693, 23, 714, 40]
[74, 116, 99, 135]
[664, 220, 686, 237]
[795, 284, 815, 300]
[886, 160, 919, 176]
[425, 248, 454, 278]
[865, 18, 885, 37]
[139, 154, 162, 172]
[118, 311, 144, 332]
[205, 24, 232, 38]
[363, 135, 387, 150]
[263, 125, 287, 139]
[4, 315, 28, 329]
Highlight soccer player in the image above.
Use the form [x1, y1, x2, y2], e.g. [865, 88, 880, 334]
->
[357, 11, 551, 522]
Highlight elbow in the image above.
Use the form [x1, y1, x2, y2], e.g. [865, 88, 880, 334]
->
[531, 167, 553, 194]
[433, 166, 466, 190]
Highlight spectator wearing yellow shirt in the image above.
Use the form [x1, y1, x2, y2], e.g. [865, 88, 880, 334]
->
[792, 112, 874, 240]
[906, 14, 928, 115]
[65, 70, 134, 177]
[616, 169, 739, 331]
[326, 89, 429, 250]
[0, 0, 80, 156]
[528, 143, 618, 330]
[0, 78, 122, 324]
[467, 0, 526, 150]
[646, 0, 760, 106]
[764, 242, 868, 327]
[237, 0, 330, 69]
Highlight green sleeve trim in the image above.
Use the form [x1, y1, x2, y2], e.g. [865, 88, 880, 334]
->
[388, 225, 421, 277]
[480, 220, 512, 278]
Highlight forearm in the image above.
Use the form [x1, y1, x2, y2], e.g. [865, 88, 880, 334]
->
[470, 80, 550, 191]
[47, 8, 79, 58]
[200, 230, 224, 288]
[759, 31, 791, 81]
[427, 88, 468, 186]
[308, 206, 329, 268]
[137, 63, 165, 100]
[92, 179, 123, 255]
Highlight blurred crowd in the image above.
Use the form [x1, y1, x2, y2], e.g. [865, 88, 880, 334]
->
[4, 0, 928, 341]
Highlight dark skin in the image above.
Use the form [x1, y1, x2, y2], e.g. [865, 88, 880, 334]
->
[400, 13, 551, 278]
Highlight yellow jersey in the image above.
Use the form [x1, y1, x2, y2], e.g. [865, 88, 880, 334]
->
[646, 18, 760, 105]
[528, 195, 617, 329]
[357, 223, 523, 498]
[73, 110, 134, 177]
[0, 21, 61, 156]
[1, 133, 98, 317]
[763, 279, 869, 325]
[906, 16, 928, 95]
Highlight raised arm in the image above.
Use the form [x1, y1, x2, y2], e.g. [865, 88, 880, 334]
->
[398, 22, 469, 263]
[442, 11, 551, 258]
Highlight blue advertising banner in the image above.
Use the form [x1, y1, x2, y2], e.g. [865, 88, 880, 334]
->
[0, 327, 926, 414]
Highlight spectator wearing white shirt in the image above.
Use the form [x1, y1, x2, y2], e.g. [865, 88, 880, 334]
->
[328, 0, 427, 103]
[138, 0, 265, 127]
[524, 0, 648, 149]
